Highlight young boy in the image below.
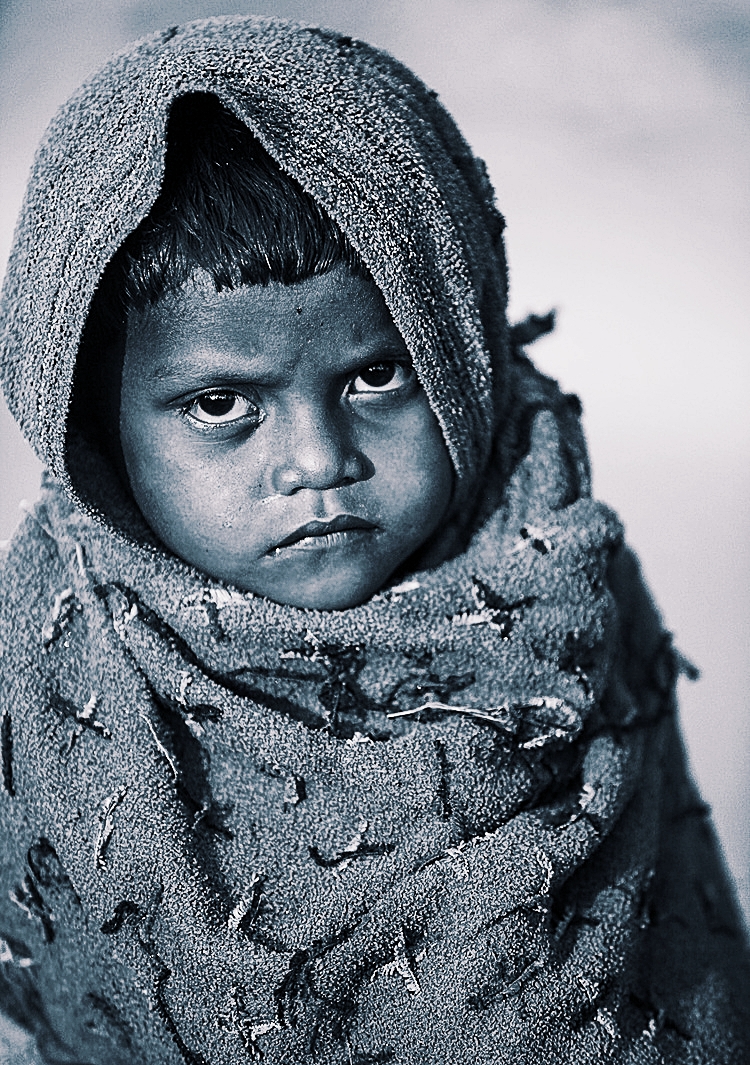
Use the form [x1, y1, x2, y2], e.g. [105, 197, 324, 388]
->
[0, 16, 748, 1065]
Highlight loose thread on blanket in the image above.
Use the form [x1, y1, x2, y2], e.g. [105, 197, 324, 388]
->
[100, 900, 144, 936]
[139, 711, 179, 779]
[228, 874, 265, 935]
[566, 784, 597, 825]
[217, 984, 281, 1059]
[378, 925, 421, 996]
[70, 693, 111, 751]
[414, 825, 501, 876]
[519, 525, 553, 555]
[95, 786, 128, 870]
[449, 577, 537, 636]
[469, 954, 547, 1010]
[388, 700, 515, 729]
[50, 692, 111, 755]
[283, 774, 306, 806]
[202, 599, 228, 643]
[42, 587, 80, 648]
[76, 693, 111, 737]
[308, 820, 395, 871]
[387, 696, 575, 742]
[74, 540, 87, 576]
[1, 710, 14, 795]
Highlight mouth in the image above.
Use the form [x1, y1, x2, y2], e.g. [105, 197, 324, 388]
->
[268, 515, 378, 554]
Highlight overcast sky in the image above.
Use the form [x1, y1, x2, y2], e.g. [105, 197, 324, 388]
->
[1, 0, 748, 914]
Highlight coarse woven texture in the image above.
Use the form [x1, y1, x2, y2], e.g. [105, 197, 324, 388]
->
[0, 357, 749, 1064]
[0, 14, 749, 1065]
[0, 14, 509, 498]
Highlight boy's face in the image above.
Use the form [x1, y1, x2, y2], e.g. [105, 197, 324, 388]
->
[118, 266, 454, 610]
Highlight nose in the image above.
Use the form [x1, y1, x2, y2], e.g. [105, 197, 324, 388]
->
[270, 404, 369, 494]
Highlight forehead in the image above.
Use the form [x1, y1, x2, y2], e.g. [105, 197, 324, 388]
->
[124, 267, 409, 383]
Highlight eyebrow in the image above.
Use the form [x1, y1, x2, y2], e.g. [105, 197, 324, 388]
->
[147, 362, 256, 384]
[149, 364, 185, 383]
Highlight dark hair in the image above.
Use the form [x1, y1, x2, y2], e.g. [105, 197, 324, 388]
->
[72, 92, 368, 473]
[84, 92, 367, 346]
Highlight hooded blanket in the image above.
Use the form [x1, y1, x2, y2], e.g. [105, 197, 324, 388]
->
[0, 16, 749, 1065]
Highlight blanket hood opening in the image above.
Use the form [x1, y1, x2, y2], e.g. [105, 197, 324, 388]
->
[0, 16, 513, 555]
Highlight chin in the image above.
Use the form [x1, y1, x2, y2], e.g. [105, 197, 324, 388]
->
[252, 571, 385, 612]
[275, 585, 375, 612]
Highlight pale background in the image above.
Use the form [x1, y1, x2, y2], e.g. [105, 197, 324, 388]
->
[1, 0, 748, 920]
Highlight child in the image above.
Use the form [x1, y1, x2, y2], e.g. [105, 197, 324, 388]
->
[0, 15, 748, 1065]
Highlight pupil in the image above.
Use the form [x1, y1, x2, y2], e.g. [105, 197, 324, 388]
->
[200, 393, 235, 416]
[361, 363, 395, 387]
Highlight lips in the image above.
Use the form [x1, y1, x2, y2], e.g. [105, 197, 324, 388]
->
[269, 514, 378, 553]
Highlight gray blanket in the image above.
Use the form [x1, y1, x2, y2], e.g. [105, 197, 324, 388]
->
[0, 16, 748, 1064]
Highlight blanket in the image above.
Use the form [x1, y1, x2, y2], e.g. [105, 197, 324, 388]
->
[0, 15, 748, 1064]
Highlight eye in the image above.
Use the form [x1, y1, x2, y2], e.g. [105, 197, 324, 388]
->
[348, 361, 415, 395]
[183, 390, 262, 427]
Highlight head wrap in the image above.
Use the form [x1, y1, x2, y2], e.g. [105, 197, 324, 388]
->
[0, 15, 509, 512]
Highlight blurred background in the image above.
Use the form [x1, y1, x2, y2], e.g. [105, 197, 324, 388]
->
[0, 0, 748, 918]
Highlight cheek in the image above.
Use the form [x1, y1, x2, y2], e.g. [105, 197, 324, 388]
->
[121, 409, 180, 515]
[120, 407, 251, 545]
[374, 406, 454, 537]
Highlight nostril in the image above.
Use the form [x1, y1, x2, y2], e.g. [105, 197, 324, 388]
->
[271, 427, 370, 494]
[338, 451, 373, 486]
